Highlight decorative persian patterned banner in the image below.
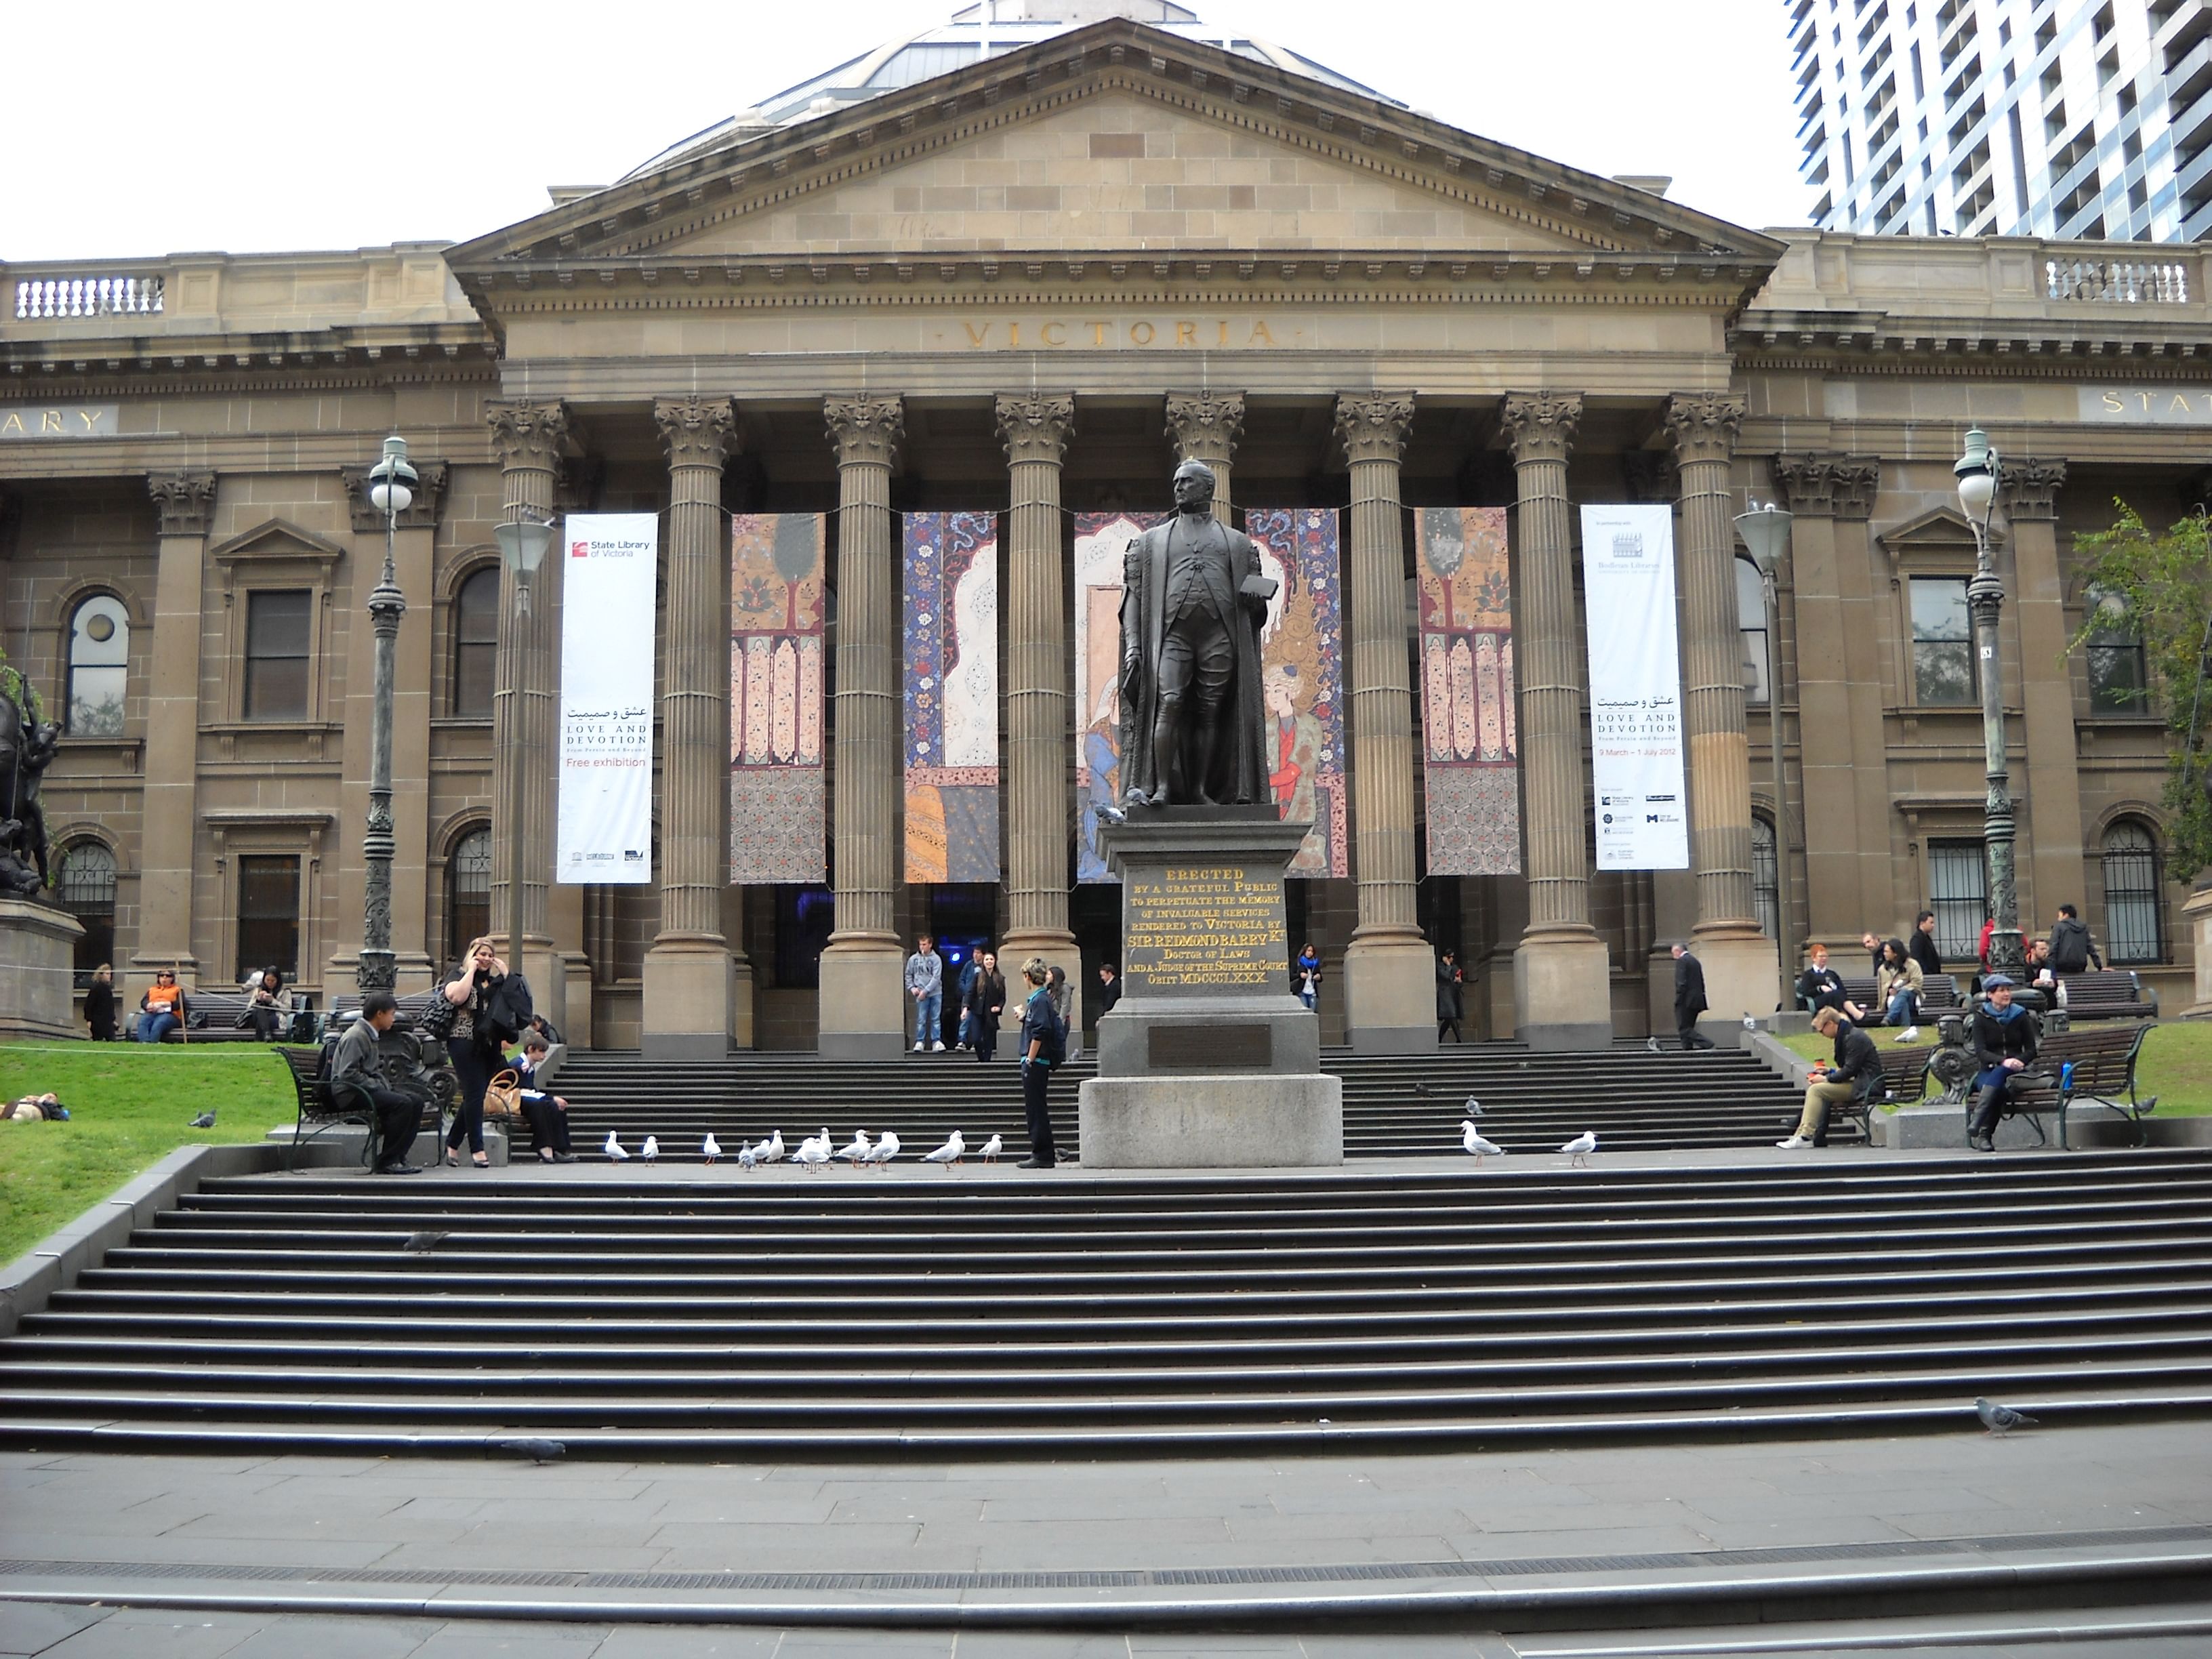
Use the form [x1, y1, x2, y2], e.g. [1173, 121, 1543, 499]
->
[1416, 507, 1521, 875]
[902, 512, 1001, 883]
[1245, 508, 1349, 878]
[1071, 510, 1159, 882]
[728, 514, 827, 882]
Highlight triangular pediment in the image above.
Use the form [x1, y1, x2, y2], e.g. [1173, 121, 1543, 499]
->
[449, 17, 1778, 285]
[209, 518, 346, 567]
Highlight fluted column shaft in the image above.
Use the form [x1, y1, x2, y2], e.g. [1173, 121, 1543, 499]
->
[1165, 392, 1244, 518]
[1501, 393, 1596, 938]
[826, 398, 903, 945]
[654, 397, 738, 943]
[1666, 392, 1759, 935]
[996, 393, 1078, 960]
[487, 402, 566, 964]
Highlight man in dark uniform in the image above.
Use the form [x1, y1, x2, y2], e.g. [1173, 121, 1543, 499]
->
[1671, 942, 1715, 1050]
[1118, 461, 1273, 807]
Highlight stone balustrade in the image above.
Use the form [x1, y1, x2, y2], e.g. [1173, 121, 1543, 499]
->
[14, 274, 164, 319]
[2045, 257, 2191, 304]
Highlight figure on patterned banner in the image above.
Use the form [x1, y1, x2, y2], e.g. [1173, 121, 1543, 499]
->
[1118, 462, 1275, 808]
[1078, 678, 1123, 883]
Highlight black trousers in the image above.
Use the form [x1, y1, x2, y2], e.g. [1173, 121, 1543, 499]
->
[446, 1038, 492, 1153]
[520, 1093, 571, 1157]
[1438, 1017, 1462, 1042]
[358, 1086, 422, 1169]
[1677, 1013, 1715, 1050]
[1970, 1075, 2026, 1139]
[1021, 1059, 1056, 1166]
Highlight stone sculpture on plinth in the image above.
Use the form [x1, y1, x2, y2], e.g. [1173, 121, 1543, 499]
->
[0, 679, 79, 1039]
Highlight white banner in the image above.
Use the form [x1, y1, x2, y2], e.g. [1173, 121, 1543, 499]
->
[556, 513, 657, 885]
[1580, 504, 1689, 871]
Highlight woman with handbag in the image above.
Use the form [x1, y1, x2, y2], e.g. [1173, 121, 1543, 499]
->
[438, 935, 508, 1168]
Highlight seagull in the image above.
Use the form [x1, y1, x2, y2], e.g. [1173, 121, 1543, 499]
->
[737, 1141, 758, 1171]
[1645, 1036, 1662, 1054]
[1561, 1130, 1597, 1167]
[924, 1130, 966, 1168]
[837, 1130, 873, 1167]
[867, 1131, 901, 1170]
[1976, 1397, 2038, 1436]
[702, 1133, 721, 1164]
[1743, 1013, 1759, 1031]
[794, 1137, 831, 1173]
[1461, 1121, 1503, 1163]
[642, 1134, 659, 1163]
[492, 1437, 567, 1465]
[1462, 1095, 1483, 1119]
[759, 1130, 785, 1164]
[604, 1131, 629, 1161]
[977, 1133, 1004, 1164]
[188, 1111, 217, 1128]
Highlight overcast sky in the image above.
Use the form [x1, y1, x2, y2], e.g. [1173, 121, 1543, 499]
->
[3, 0, 1811, 264]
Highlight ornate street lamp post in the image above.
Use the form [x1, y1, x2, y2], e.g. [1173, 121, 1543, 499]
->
[493, 512, 556, 983]
[1956, 426, 2024, 981]
[1734, 497, 1794, 1006]
[358, 436, 415, 995]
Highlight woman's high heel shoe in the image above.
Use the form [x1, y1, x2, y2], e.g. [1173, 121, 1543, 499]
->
[472, 1153, 490, 1169]
[443, 1149, 459, 1168]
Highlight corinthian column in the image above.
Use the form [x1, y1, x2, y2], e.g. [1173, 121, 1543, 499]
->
[1501, 393, 1612, 1048]
[1333, 392, 1433, 1052]
[643, 396, 742, 1059]
[996, 392, 1079, 979]
[818, 396, 907, 1057]
[1666, 391, 1777, 1023]
[1164, 392, 1244, 517]
[134, 471, 218, 984]
[487, 400, 569, 1035]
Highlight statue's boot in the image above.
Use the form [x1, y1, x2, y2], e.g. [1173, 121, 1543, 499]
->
[1150, 701, 1185, 806]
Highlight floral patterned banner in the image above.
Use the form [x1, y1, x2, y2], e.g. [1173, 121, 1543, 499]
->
[1245, 508, 1349, 878]
[1416, 506, 1521, 874]
[902, 512, 1000, 884]
[1073, 510, 1158, 882]
[729, 514, 826, 883]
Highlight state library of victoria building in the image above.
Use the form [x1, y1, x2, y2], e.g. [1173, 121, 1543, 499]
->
[4, 3, 2209, 1057]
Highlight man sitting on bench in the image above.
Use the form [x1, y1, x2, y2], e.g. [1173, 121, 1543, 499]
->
[1967, 973, 2039, 1153]
[1779, 1006, 1881, 1149]
[332, 992, 424, 1175]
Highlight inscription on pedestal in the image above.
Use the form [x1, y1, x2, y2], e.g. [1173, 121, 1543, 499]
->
[1149, 1024, 1272, 1069]
[1122, 861, 1287, 996]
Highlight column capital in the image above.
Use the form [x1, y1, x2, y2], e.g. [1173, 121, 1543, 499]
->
[654, 396, 738, 471]
[1163, 390, 1244, 462]
[340, 459, 448, 533]
[824, 395, 904, 468]
[1999, 457, 2067, 521]
[1334, 391, 1416, 466]
[487, 400, 571, 469]
[1771, 453, 1881, 520]
[1500, 392, 1582, 465]
[1664, 391, 1746, 465]
[995, 391, 1076, 465]
[148, 470, 217, 537]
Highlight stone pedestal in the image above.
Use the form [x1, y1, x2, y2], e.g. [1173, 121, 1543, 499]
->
[0, 900, 83, 1040]
[1080, 809, 1340, 1167]
[641, 942, 734, 1061]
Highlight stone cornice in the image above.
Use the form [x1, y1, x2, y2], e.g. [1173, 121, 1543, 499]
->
[1999, 458, 2068, 521]
[1732, 308, 2209, 372]
[995, 392, 1075, 466]
[148, 470, 216, 537]
[653, 396, 738, 470]
[340, 459, 449, 533]
[487, 401, 571, 470]
[1771, 453, 1881, 520]
[1163, 390, 1243, 462]
[1664, 391, 1746, 465]
[1500, 392, 1582, 466]
[1333, 392, 1416, 466]
[824, 395, 903, 468]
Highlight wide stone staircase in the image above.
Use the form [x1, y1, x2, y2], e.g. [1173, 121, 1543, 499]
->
[4, 1149, 2210, 1458]
[548, 1042, 1810, 1162]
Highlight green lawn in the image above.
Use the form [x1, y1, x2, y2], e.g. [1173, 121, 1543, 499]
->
[0, 1042, 299, 1264]
[1780, 1020, 2212, 1113]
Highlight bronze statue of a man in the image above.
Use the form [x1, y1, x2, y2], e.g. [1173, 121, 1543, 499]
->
[1118, 460, 1275, 807]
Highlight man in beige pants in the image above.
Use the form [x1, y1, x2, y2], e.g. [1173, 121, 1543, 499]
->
[1781, 1006, 1881, 1149]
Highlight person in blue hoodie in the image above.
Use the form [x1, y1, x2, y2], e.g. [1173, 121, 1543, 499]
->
[1966, 975, 2039, 1152]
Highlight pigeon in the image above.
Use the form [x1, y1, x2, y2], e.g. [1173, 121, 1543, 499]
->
[1561, 1130, 1597, 1168]
[1462, 1096, 1483, 1119]
[1461, 1121, 1503, 1163]
[837, 1130, 873, 1168]
[794, 1137, 831, 1173]
[1097, 802, 1128, 826]
[1645, 1036, 1662, 1054]
[977, 1133, 1004, 1164]
[737, 1141, 758, 1171]
[492, 1437, 566, 1465]
[642, 1134, 659, 1163]
[1976, 1397, 2038, 1436]
[924, 1130, 966, 1168]
[401, 1229, 449, 1254]
[702, 1133, 721, 1164]
[759, 1130, 785, 1164]
[867, 1131, 901, 1170]
[604, 1131, 629, 1161]
[1412, 1080, 1435, 1099]
[188, 1111, 217, 1129]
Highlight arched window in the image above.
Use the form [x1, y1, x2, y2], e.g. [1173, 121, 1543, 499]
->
[65, 594, 129, 737]
[2101, 821, 2161, 964]
[1751, 813, 1780, 943]
[451, 567, 500, 718]
[57, 840, 117, 987]
[445, 827, 493, 966]
[1737, 556, 1771, 705]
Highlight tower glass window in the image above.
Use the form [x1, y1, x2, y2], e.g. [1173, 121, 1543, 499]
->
[65, 594, 129, 737]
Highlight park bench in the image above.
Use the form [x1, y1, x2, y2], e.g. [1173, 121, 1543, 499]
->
[2054, 969, 2160, 1022]
[1818, 1043, 1933, 1142]
[275, 1034, 453, 1168]
[323, 988, 447, 1037]
[1989, 1022, 2158, 1149]
[1832, 974, 1961, 1020]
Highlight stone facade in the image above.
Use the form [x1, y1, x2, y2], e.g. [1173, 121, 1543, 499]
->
[2, 20, 2205, 1048]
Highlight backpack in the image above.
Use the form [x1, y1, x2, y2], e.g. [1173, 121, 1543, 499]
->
[1032, 988, 1066, 1067]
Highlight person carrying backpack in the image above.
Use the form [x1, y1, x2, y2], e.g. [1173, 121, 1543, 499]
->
[1015, 956, 1064, 1170]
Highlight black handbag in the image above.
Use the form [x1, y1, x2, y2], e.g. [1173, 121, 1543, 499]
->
[417, 994, 457, 1040]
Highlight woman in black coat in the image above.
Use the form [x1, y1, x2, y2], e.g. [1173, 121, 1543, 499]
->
[1436, 949, 1465, 1042]
[970, 951, 1007, 1063]
[438, 936, 511, 1168]
[83, 964, 118, 1042]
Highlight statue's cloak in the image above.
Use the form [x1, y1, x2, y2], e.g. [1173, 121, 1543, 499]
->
[1117, 512, 1270, 806]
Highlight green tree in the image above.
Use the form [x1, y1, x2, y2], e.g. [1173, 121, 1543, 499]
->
[2070, 501, 2212, 878]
